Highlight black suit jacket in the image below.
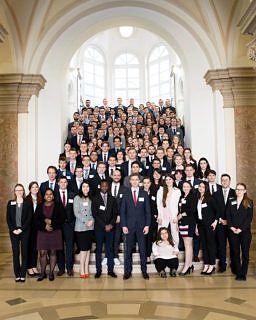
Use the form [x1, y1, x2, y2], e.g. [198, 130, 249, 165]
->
[213, 188, 236, 220]
[34, 202, 66, 231]
[111, 184, 128, 212]
[227, 198, 253, 231]
[178, 192, 197, 225]
[68, 178, 85, 195]
[71, 134, 89, 150]
[92, 193, 118, 231]
[55, 191, 76, 224]
[89, 173, 111, 194]
[6, 200, 33, 233]
[196, 197, 217, 226]
[120, 189, 151, 229]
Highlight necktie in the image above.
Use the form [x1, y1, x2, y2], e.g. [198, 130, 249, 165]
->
[211, 184, 214, 195]
[78, 135, 82, 145]
[101, 175, 104, 180]
[103, 194, 107, 206]
[114, 185, 117, 197]
[173, 128, 176, 134]
[84, 169, 89, 179]
[133, 190, 137, 206]
[111, 168, 114, 176]
[50, 183, 54, 190]
[103, 154, 107, 163]
[71, 162, 75, 174]
[223, 189, 228, 204]
[62, 191, 66, 207]
[92, 163, 95, 170]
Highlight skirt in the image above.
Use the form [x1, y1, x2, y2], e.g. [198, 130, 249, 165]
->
[37, 230, 63, 250]
[76, 230, 94, 251]
[179, 223, 195, 237]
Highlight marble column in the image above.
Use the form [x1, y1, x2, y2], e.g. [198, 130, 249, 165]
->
[205, 67, 256, 229]
[0, 74, 46, 251]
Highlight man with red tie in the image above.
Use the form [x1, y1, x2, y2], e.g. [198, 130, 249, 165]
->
[120, 173, 151, 280]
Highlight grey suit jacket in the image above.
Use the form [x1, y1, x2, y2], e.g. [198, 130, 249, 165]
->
[73, 195, 94, 232]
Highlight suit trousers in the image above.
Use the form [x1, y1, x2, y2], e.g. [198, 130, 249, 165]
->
[154, 257, 179, 273]
[27, 224, 38, 269]
[229, 230, 251, 277]
[95, 230, 114, 273]
[124, 227, 147, 274]
[114, 223, 122, 258]
[10, 230, 30, 278]
[216, 224, 228, 270]
[57, 222, 74, 272]
[198, 222, 216, 265]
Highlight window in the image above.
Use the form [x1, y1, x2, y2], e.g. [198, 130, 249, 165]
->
[83, 46, 105, 105]
[114, 53, 140, 104]
[148, 44, 171, 102]
[119, 26, 134, 38]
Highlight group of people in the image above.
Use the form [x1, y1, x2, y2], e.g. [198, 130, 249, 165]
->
[7, 97, 253, 282]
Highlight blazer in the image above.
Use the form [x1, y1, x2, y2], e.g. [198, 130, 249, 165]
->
[109, 148, 125, 156]
[6, 200, 33, 233]
[178, 191, 197, 225]
[166, 127, 184, 144]
[92, 193, 118, 231]
[227, 198, 253, 231]
[55, 190, 76, 224]
[40, 181, 59, 197]
[213, 188, 236, 220]
[57, 169, 73, 180]
[73, 196, 94, 232]
[196, 196, 217, 226]
[89, 173, 111, 194]
[157, 186, 181, 221]
[34, 202, 66, 231]
[110, 184, 128, 212]
[120, 189, 151, 229]
[68, 178, 85, 194]
[121, 160, 140, 177]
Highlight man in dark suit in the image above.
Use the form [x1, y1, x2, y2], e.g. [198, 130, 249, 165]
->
[68, 166, 85, 194]
[81, 155, 95, 180]
[166, 118, 184, 144]
[121, 147, 137, 177]
[184, 164, 201, 190]
[40, 166, 59, 196]
[92, 180, 118, 278]
[89, 161, 111, 194]
[214, 173, 236, 273]
[57, 157, 72, 181]
[156, 147, 172, 174]
[138, 147, 151, 176]
[120, 173, 151, 280]
[98, 141, 110, 164]
[55, 176, 76, 276]
[109, 136, 124, 156]
[66, 148, 81, 175]
[70, 125, 88, 150]
[207, 170, 222, 195]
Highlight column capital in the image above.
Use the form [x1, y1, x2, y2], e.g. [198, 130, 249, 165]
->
[0, 73, 46, 113]
[204, 67, 256, 108]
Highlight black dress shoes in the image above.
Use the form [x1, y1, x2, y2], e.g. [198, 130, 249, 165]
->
[57, 270, 65, 276]
[37, 273, 47, 281]
[142, 272, 149, 279]
[123, 272, 132, 280]
[108, 271, 117, 278]
[67, 270, 74, 276]
[49, 273, 55, 281]
[95, 272, 102, 279]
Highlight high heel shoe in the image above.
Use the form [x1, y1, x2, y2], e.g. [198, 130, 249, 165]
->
[201, 265, 209, 275]
[205, 267, 215, 275]
[37, 273, 47, 281]
[179, 267, 191, 276]
[190, 265, 194, 273]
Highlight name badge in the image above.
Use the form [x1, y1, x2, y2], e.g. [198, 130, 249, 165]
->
[67, 176, 71, 180]
[139, 182, 143, 187]
[171, 171, 175, 175]
[99, 205, 105, 211]
[11, 201, 16, 205]
[145, 166, 149, 169]
[162, 167, 166, 171]
[151, 196, 156, 201]
[179, 203, 182, 207]
[194, 185, 199, 189]
[138, 197, 144, 202]
[176, 132, 180, 135]
[119, 194, 123, 198]
[89, 175, 94, 178]
[231, 201, 237, 205]
[83, 202, 88, 207]
[68, 199, 73, 204]
[181, 199, 186, 204]
[190, 160, 194, 164]
[98, 185, 100, 189]
[139, 168, 142, 173]
[202, 203, 207, 208]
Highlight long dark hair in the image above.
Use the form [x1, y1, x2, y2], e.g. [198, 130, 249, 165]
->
[78, 181, 92, 200]
[26, 181, 42, 204]
[162, 174, 177, 208]
[196, 157, 210, 179]
[156, 227, 174, 246]
[197, 181, 211, 202]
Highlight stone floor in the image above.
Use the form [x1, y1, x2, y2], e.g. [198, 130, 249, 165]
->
[0, 252, 256, 320]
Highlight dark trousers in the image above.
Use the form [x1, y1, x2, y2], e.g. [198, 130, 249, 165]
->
[146, 223, 157, 258]
[193, 234, 200, 257]
[10, 230, 30, 278]
[154, 257, 179, 273]
[198, 222, 216, 265]
[114, 223, 122, 258]
[216, 224, 228, 270]
[57, 222, 74, 272]
[229, 230, 251, 277]
[124, 227, 147, 274]
[95, 230, 114, 273]
[27, 225, 38, 269]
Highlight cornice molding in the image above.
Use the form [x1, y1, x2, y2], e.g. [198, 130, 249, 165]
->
[204, 67, 256, 108]
[237, 0, 256, 35]
[0, 74, 46, 113]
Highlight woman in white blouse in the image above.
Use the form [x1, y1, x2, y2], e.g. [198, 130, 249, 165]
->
[157, 174, 181, 250]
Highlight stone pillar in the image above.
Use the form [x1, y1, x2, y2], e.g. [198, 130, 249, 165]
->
[0, 74, 46, 251]
[205, 67, 256, 229]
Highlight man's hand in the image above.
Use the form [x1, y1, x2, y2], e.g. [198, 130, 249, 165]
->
[122, 227, 129, 234]
[143, 226, 149, 235]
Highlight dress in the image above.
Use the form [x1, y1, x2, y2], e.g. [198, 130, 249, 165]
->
[37, 204, 63, 250]
[178, 192, 197, 237]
